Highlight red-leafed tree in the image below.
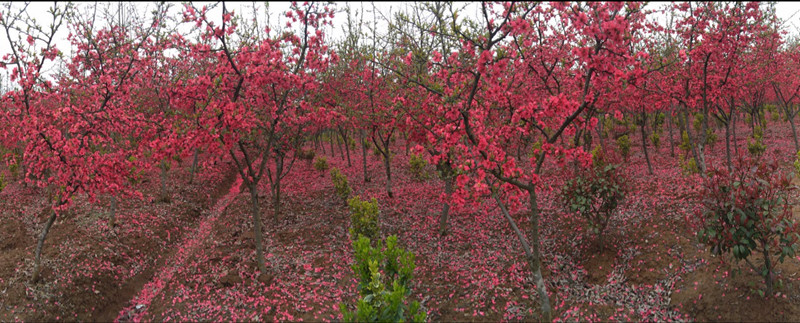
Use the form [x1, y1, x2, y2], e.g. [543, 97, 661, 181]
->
[0, 2, 173, 282]
[176, 2, 336, 273]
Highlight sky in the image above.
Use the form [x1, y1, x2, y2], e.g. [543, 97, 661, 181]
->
[0, 1, 799, 86]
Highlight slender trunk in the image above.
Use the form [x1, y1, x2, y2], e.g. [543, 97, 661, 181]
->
[725, 120, 732, 171]
[526, 190, 552, 321]
[336, 133, 345, 161]
[360, 130, 370, 183]
[249, 184, 268, 273]
[189, 148, 200, 184]
[383, 155, 393, 198]
[439, 172, 453, 236]
[789, 115, 799, 153]
[640, 112, 653, 175]
[763, 244, 773, 295]
[330, 132, 336, 158]
[109, 195, 117, 229]
[273, 154, 283, 220]
[667, 112, 675, 157]
[319, 134, 326, 154]
[732, 111, 739, 156]
[31, 205, 58, 283]
[682, 110, 704, 174]
[341, 129, 352, 167]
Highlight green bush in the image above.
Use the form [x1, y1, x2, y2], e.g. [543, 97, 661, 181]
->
[747, 126, 766, 157]
[561, 164, 627, 251]
[794, 151, 800, 177]
[650, 132, 661, 149]
[697, 157, 799, 295]
[331, 168, 352, 201]
[616, 135, 631, 160]
[0, 173, 6, 193]
[340, 235, 426, 323]
[408, 153, 428, 181]
[680, 157, 700, 175]
[314, 156, 329, 173]
[679, 131, 691, 153]
[348, 196, 380, 242]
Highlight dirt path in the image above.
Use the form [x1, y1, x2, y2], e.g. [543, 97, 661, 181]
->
[97, 175, 243, 322]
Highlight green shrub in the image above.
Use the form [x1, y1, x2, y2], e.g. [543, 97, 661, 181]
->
[348, 196, 380, 242]
[331, 168, 352, 201]
[650, 132, 661, 149]
[590, 144, 606, 169]
[794, 151, 800, 177]
[408, 153, 428, 181]
[561, 164, 627, 251]
[0, 173, 6, 192]
[680, 157, 700, 175]
[340, 235, 426, 323]
[314, 156, 329, 173]
[679, 131, 691, 153]
[697, 157, 799, 295]
[747, 126, 766, 157]
[616, 135, 631, 160]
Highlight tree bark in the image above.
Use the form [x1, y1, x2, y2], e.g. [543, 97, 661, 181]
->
[360, 130, 370, 183]
[189, 148, 199, 184]
[640, 112, 653, 175]
[31, 206, 58, 283]
[248, 184, 268, 273]
[383, 156, 393, 198]
[439, 170, 453, 236]
[526, 189, 552, 321]
[272, 153, 283, 220]
[789, 115, 799, 153]
[667, 111, 675, 157]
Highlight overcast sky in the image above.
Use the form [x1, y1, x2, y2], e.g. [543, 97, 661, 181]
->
[1, 1, 799, 85]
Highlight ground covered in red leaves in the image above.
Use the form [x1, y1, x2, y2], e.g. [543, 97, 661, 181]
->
[2, 121, 800, 322]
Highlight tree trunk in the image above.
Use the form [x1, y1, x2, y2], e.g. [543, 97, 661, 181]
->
[640, 112, 653, 175]
[341, 129, 352, 167]
[724, 119, 732, 171]
[248, 184, 268, 273]
[383, 155, 393, 198]
[526, 190, 552, 321]
[732, 111, 739, 156]
[31, 206, 58, 283]
[272, 154, 283, 220]
[189, 148, 199, 184]
[439, 172, 453, 236]
[667, 111, 675, 157]
[330, 132, 336, 158]
[789, 115, 799, 153]
[360, 130, 370, 183]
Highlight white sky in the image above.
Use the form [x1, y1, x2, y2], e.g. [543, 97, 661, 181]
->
[1, 1, 799, 86]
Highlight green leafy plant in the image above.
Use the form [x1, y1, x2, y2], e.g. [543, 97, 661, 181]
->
[314, 156, 329, 173]
[408, 153, 428, 181]
[747, 126, 766, 157]
[348, 196, 380, 242]
[794, 151, 800, 177]
[331, 167, 352, 201]
[696, 157, 799, 296]
[560, 164, 627, 251]
[616, 135, 631, 161]
[650, 132, 661, 149]
[340, 235, 427, 323]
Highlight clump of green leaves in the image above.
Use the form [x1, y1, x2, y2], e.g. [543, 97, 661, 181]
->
[616, 135, 631, 161]
[697, 157, 799, 295]
[560, 164, 627, 251]
[348, 196, 380, 242]
[340, 235, 426, 322]
[650, 132, 661, 149]
[408, 153, 428, 181]
[331, 168, 352, 201]
[794, 151, 800, 177]
[314, 156, 329, 173]
[747, 126, 766, 157]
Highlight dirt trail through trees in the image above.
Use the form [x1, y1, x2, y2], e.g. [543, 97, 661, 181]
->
[97, 175, 244, 322]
